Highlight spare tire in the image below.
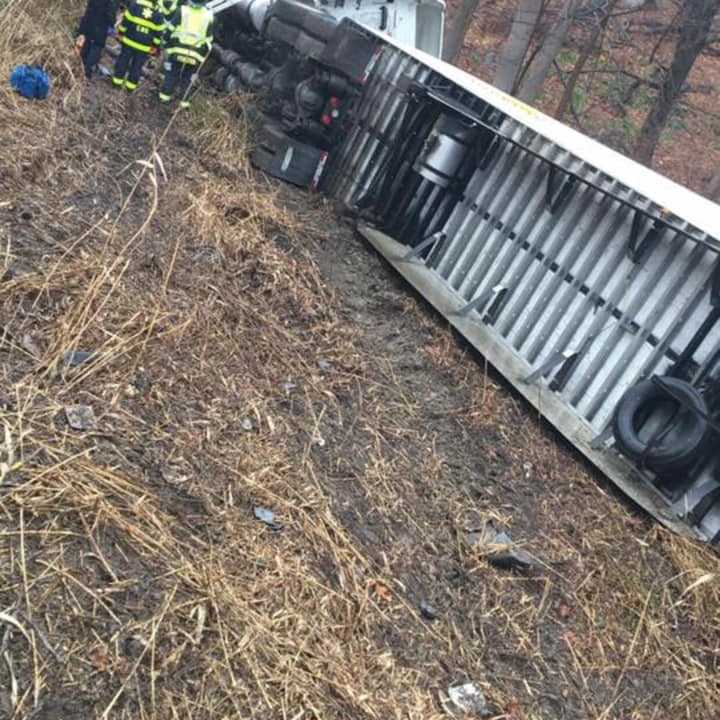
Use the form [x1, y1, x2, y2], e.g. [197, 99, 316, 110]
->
[612, 377, 712, 475]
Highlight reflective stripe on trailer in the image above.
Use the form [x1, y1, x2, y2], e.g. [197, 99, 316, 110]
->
[311, 152, 329, 192]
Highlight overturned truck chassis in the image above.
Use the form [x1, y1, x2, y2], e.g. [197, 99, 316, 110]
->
[212, 1, 720, 544]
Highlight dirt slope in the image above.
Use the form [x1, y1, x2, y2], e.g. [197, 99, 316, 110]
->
[1, 2, 720, 719]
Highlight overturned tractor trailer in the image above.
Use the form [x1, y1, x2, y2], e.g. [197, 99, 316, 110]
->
[208, 0, 720, 544]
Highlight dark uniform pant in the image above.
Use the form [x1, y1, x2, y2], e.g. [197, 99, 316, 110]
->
[113, 44, 149, 91]
[81, 38, 105, 79]
[159, 59, 196, 106]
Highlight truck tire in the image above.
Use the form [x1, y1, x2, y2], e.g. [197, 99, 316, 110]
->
[264, 18, 300, 47]
[612, 378, 711, 475]
[269, 0, 338, 41]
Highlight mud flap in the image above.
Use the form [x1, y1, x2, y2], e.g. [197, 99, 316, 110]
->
[252, 124, 326, 188]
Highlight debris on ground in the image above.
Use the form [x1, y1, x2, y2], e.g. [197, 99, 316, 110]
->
[241, 417, 254, 432]
[317, 358, 332, 372]
[161, 467, 189, 485]
[419, 599, 439, 621]
[368, 579, 393, 604]
[445, 682, 490, 717]
[63, 350, 96, 367]
[465, 523, 539, 571]
[253, 506, 283, 531]
[10, 65, 49, 99]
[64, 405, 97, 431]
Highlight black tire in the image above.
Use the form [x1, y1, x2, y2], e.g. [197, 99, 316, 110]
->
[269, 0, 337, 41]
[612, 377, 711, 475]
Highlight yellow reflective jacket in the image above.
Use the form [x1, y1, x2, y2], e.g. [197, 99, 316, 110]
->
[166, 5, 213, 65]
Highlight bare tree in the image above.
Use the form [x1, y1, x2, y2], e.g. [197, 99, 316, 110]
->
[555, 0, 621, 119]
[634, 0, 720, 164]
[516, 0, 581, 102]
[707, 168, 720, 202]
[494, 0, 546, 93]
[443, 0, 483, 62]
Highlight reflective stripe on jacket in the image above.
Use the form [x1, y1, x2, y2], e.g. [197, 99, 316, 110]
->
[118, 0, 165, 53]
[166, 5, 213, 65]
[160, 0, 180, 16]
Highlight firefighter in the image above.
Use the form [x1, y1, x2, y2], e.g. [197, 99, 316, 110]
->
[76, 0, 118, 80]
[112, 0, 165, 92]
[158, 0, 184, 80]
[158, 0, 214, 108]
[159, 0, 183, 22]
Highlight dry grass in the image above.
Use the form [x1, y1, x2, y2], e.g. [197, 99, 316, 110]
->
[1, 1, 720, 719]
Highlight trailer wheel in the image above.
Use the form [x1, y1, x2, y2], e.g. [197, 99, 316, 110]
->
[612, 378, 711, 475]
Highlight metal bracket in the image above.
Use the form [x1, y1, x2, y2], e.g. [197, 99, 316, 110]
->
[523, 347, 579, 385]
[476, 135, 500, 171]
[671, 480, 720, 527]
[545, 168, 577, 214]
[627, 210, 662, 264]
[711, 256, 720, 307]
[401, 232, 444, 262]
[590, 425, 614, 450]
[452, 284, 505, 318]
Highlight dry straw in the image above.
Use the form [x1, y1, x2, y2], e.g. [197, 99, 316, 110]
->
[0, 1, 719, 719]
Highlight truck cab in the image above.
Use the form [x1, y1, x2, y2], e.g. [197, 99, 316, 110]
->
[322, 0, 445, 57]
[207, 0, 445, 56]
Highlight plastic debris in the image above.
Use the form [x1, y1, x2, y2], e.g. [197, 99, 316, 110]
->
[487, 528, 537, 570]
[65, 405, 97, 431]
[419, 600, 438, 621]
[253, 506, 283, 531]
[63, 350, 96, 367]
[446, 682, 489, 717]
[10, 65, 50, 100]
[317, 359, 332, 372]
[241, 417, 254, 432]
[465, 523, 538, 571]
[280, 381, 297, 393]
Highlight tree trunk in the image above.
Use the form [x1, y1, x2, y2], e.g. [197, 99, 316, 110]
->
[443, 0, 482, 63]
[634, 0, 720, 165]
[707, 168, 720, 202]
[554, 0, 619, 120]
[517, 0, 580, 103]
[494, 0, 545, 93]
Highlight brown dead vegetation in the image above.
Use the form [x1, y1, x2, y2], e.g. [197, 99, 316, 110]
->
[0, 1, 719, 719]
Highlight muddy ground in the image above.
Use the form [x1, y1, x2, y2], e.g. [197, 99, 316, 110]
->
[1, 3, 719, 720]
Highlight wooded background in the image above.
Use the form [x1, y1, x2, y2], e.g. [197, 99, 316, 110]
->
[443, 0, 720, 201]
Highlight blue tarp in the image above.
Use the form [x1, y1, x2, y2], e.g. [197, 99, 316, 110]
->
[10, 65, 50, 100]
